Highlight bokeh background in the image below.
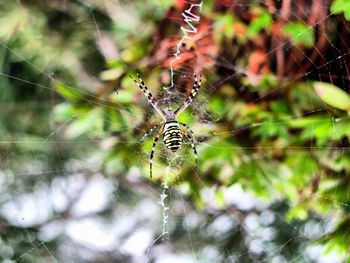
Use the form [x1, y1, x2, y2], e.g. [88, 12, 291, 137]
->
[1, 0, 350, 262]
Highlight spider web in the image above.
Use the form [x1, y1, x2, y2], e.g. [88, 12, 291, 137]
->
[0, 0, 349, 263]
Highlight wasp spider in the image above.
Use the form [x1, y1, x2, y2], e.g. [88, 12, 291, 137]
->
[130, 73, 201, 178]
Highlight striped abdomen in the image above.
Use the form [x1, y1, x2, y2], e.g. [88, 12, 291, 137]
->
[163, 121, 183, 152]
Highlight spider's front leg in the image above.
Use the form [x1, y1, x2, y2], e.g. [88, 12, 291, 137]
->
[130, 73, 166, 120]
[174, 74, 201, 116]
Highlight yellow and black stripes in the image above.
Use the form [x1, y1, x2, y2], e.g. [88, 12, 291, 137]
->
[162, 121, 183, 152]
[134, 73, 201, 178]
[145, 121, 199, 178]
[174, 74, 201, 116]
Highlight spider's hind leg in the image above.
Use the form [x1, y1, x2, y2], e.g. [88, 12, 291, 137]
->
[180, 124, 199, 176]
[179, 123, 196, 143]
[140, 125, 159, 142]
[149, 125, 164, 178]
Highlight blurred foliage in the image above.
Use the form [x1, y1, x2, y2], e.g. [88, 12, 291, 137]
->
[1, 0, 350, 262]
[331, 0, 350, 20]
[314, 82, 350, 113]
[282, 22, 315, 48]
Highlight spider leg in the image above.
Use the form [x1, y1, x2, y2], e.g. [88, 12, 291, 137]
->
[174, 74, 201, 116]
[182, 128, 199, 175]
[149, 125, 164, 178]
[179, 122, 196, 143]
[130, 73, 166, 119]
[140, 125, 159, 142]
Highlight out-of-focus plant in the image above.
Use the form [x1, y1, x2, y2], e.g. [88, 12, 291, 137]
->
[2, 0, 350, 262]
[53, 0, 350, 260]
[331, 0, 350, 20]
[314, 82, 350, 114]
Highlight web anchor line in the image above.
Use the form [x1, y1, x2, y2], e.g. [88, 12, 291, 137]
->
[159, 182, 170, 239]
[165, 1, 203, 91]
[159, 165, 170, 239]
[145, 165, 171, 262]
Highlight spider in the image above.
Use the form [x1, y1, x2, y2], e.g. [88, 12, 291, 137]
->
[130, 73, 201, 178]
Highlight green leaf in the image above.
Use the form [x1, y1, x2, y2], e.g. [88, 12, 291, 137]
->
[282, 22, 315, 48]
[53, 103, 75, 121]
[64, 108, 102, 138]
[247, 9, 272, 37]
[214, 14, 235, 38]
[207, 96, 227, 118]
[314, 82, 350, 111]
[331, 0, 350, 21]
[215, 189, 225, 208]
[286, 205, 308, 220]
[56, 82, 88, 103]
